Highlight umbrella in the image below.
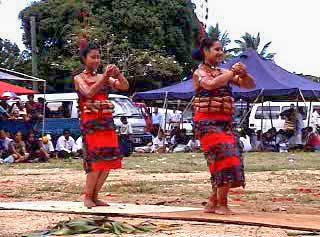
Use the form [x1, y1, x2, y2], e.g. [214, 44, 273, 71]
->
[0, 81, 37, 97]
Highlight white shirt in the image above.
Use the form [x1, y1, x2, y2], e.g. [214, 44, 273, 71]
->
[311, 111, 320, 127]
[75, 136, 83, 151]
[240, 135, 252, 152]
[170, 112, 181, 123]
[187, 139, 200, 149]
[41, 141, 54, 152]
[56, 135, 77, 152]
[120, 123, 133, 135]
[152, 112, 163, 125]
[152, 136, 168, 151]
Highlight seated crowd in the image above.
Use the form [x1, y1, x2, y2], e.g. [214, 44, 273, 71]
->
[134, 127, 201, 154]
[239, 126, 320, 153]
[0, 129, 82, 164]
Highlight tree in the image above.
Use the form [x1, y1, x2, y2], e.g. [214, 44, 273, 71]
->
[19, 0, 200, 92]
[0, 38, 21, 69]
[0, 37, 31, 72]
[233, 32, 275, 60]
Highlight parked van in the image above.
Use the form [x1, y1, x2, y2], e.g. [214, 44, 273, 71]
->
[19, 93, 152, 146]
[249, 101, 320, 132]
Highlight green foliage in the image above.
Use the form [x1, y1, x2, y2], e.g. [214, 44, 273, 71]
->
[19, 0, 199, 92]
[233, 32, 275, 60]
[0, 38, 30, 70]
[22, 217, 178, 236]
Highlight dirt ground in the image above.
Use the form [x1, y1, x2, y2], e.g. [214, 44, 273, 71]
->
[0, 153, 320, 236]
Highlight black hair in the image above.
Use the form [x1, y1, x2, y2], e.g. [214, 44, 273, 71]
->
[120, 116, 127, 121]
[63, 129, 71, 134]
[80, 42, 101, 64]
[192, 38, 219, 62]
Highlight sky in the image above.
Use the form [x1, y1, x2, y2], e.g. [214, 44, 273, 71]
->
[0, 0, 319, 76]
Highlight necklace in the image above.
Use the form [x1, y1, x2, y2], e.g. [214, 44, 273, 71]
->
[83, 69, 97, 76]
[203, 62, 219, 70]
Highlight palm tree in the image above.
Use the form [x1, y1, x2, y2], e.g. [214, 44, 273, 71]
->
[233, 32, 275, 60]
[207, 23, 235, 60]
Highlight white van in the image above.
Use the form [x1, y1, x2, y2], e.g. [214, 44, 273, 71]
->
[249, 101, 320, 132]
[19, 93, 152, 146]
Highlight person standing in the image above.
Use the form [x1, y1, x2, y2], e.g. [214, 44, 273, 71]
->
[294, 107, 304, 148]
[192, 38, 255, 214]
[74, 42, 129, 208]
[169, 109, 181, 128]
[119, 116, 133, 157]
[152, 107, 163, 136]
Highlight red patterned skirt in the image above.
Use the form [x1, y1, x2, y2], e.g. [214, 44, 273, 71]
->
[80, 111, 122, 173]
[194, 112, 245, 188]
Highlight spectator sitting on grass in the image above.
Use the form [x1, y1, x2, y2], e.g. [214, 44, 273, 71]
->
[4, 131, 30, 163]
[186, 136, 200, 152]
[171, 128, 189, 153]
[304, 127, 320, 152]
[275, 129, 288, 152]
[262, 128, 277, 152]
[40, 135, 55, 159]
[152, 129, 168, 153]
[239, 130, 252, 152]
[55, 129, 77, 159]
[0, 129, 13, 163]
[25, 132, 49, 162]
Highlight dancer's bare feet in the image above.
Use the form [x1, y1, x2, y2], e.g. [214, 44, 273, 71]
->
[84, 197, 96, 209]
[94, 199, 110, 206]
[215, 206, 235, 215]
[204, 203, 216, 213]
[204, 195, 217, 213]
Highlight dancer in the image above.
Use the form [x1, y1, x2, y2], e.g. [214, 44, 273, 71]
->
[74, 42, 129, 208]
[192, 38, 255, 215]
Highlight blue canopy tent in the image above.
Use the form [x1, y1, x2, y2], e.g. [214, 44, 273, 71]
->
[133, 50, 320, 102]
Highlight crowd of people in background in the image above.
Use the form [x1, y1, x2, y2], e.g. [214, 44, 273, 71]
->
[0, 95, 45, 122]
[0, 94, 72, 122]
[238, 104, 320, 152]
[0, 129, 82, 164]
[140, 104, 320, 154]
[1, 102, 319, 164]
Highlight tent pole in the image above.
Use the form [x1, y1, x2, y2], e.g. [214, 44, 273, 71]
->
[261, 96, 264, 132]
[42, 81, 47, 137]
[239, 89, 264, 128]
[307, 101, 312, 127]
[162, 91, 168, 133]
[268, 101, 273, 129]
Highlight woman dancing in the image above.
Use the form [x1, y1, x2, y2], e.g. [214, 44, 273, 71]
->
[192, 38, 255, 215]
[74, 42, 129, 208]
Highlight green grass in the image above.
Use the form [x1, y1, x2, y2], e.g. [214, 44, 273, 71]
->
[106, 179, 197, 195]
[0, 152, 319, 176]
[125, 152, 320, 173]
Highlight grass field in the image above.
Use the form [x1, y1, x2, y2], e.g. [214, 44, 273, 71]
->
[1, 152, 320, 236]
[1, 152, 319, 175]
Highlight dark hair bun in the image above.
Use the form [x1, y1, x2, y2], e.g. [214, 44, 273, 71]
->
[192, 48, 203, 61]
[192, 38, 219, 62]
